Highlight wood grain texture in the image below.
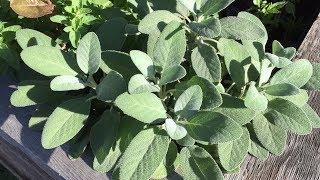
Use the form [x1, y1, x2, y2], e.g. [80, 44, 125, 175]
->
[225, 13, 320, 180]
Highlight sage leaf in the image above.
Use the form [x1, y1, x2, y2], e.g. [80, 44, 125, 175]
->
[191, 43, 221, 82]
[76, 32, 101, 74]
[138, 10, 182, 34]
[50, 15, 68, 24]
[244, 82, 268, 111]
[265, 53, 292, 68]
[128, 74, 160, 94]
[0, 45, 20, 70]
[218, 127, 250, 171]
[177, 134, 195, 147]
[29, 105, 56, 130]
[153, 21, 186, 70]
[114, 128, 170, 180]
[272, 40, 296, 60]
[147, 32, 160, 59]
[214, 94, 256, 125]
[68, 129, 89, 160]
[272, 40, 284, 55]
[178, 0, 198, 14]
[268, 98, 312, 135]
[11, 80, 60, 107]
[101, 50, 139, 81]
[189, 17, 221, 38]
[90, 110, 120, 163]
[304, 62, 320, 91]
[238, 11, 268, 45]
[201, 0, 235, 15]
[175, 76, 222, 110]
[41, 97, 91, 149]
[159, 65, 186, 85]
[93, 116, 143, 173]
[115, 92, 167, 123]
[259, 58, 274, 85]
[96, 18, 127, 51]
[174, 85, 203, 119]
[220, 16, 265, 41]
[263, 83, 299, 96]
[301, 104, 320, 128]
[50, 75, 86, 91]
[152, 142, 178, 179]
[96, 71, 127, 102]
[217, 38, 251, 86]
[16, 29, 55, 49]
[165, 119, 187, 140]
[129, 50, 156, 78]
[265, 89, 308, 107]
[252, 113, 287, 155]
[183, 111, 243, 144]
[248, 132, 269, 160]
[178, 146, 223, 180]
[270, 59, 313, 88]
[21, 46, 79, 76]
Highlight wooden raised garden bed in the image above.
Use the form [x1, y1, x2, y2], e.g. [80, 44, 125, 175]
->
[0, 11, 319, 180]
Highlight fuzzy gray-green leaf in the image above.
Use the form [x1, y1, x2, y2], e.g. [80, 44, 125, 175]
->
[165, 119, 187, 140]
[16, 28, 56, 49]
[130, 50, 156, 78]
[128, 74, 160, 94]
[50, 75, 86, 91]
[93, 116, 143, 173]
[191, 43, 221, 83]
[301, 104, 320, 128]
[115, 128, 170, 180]
[220, 16, 265, 41]
[153, 21, 186, 70]
[183, 111, 243, 144]
[76, 32, 101, 74]
[11, 80, 61, 107]
[138, 10, 182, 34]
[175, 76, 222, 110]
[90, 110, 120, 163]
[189, 17, 221, 38]
[101, 50, 139, 81]
[270, 59, 313, 88]
[41, 97, 91, 149]
[214, 94, 256, 125]
[21, 46, 79, 76]
[201, 0, 236, 15]
[96, 71, 127, 102]
[159, 65, 186, 85]
[178, 146, 224, 180]
[268, 98, 312, 135]
[115, 92, 167, 123]
[244, 82, 268, 111]
[174, 85, 203, 119]
[218, 127, 250, 171]
[263, 83, 299, 96]
[252, 113, 287, 155]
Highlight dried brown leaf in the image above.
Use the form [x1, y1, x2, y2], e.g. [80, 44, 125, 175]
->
[10, 0, 54, 18]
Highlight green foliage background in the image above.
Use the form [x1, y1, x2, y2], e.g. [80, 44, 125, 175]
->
[0, 0, 320, 179]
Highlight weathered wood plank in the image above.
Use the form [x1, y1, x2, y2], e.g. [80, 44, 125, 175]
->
[225, 13, 320, 180]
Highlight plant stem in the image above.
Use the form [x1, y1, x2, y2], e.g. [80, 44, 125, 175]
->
[226, 83, 236, 93]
